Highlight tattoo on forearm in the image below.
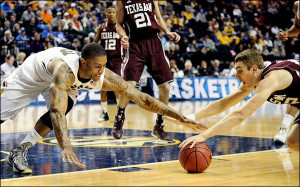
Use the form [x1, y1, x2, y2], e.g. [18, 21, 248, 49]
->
[127, 87, 184, 120]
[49, 63, 75, 150]
[50, 112, 72, 149]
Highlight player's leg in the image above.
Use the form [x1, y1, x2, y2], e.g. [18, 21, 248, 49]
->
[286, 113, 299, 151]
[114, 91, 120, 105]
[151, 82, 172, 140]
[99, 91, 109, 121]
[148, 36, 174, 141]
[274, 105, 298, 144]
[112, 44, 145, 139]
[112, 81, 137, 139]
[5, 96, 74, 174]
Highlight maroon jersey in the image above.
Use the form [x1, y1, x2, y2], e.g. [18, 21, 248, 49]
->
[261, 60, 300, 108]
[122, 0, 160, 40]
[99, 22, 121, 58]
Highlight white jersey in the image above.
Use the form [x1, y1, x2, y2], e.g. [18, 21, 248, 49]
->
[1, 47, 105, 121]
[33, 47, 105, 96]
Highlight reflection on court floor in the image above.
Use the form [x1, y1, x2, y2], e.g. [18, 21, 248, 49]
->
[1, 127, 275, 179]
[0, 101, 294, 183]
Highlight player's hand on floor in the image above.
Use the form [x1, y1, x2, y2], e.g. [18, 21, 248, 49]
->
[121, 36, 130, 49]
[163, 116, 207, 131]
[278, 32, 288, 42]
[179, 134, 207, 149]
[61, 149, 86, 168]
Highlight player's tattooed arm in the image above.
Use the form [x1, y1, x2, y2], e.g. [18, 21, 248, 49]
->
[50, 63, 75, 151]
[102, 69, 207, 130]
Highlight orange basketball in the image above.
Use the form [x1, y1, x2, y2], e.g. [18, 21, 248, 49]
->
[179, 142, 212, 173]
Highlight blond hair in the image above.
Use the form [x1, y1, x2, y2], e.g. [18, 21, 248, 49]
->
[234, 49, 264, 70]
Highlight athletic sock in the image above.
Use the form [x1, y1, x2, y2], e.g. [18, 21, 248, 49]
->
[21, 128, 43, 146]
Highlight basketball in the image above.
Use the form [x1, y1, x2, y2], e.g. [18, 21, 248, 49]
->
[179, 142, 212, 173]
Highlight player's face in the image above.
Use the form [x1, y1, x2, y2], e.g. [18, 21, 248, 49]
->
[86, 56, 107, 81]
[106, 8, 116, 23]
[234, 61, 256, 87]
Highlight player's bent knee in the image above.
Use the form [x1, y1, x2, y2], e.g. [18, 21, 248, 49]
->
[158, 83, 170, 93]
[286, 137, 299, 151]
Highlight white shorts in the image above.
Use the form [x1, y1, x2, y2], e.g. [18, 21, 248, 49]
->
[1, 54, 76, 121]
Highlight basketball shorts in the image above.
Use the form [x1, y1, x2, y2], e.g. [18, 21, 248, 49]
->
[121, 35, 173, 85]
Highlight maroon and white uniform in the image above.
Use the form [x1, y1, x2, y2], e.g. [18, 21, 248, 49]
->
[99, 22, 122, 76]
[261, 59, 300, 124]
[122, 0, 173, 85]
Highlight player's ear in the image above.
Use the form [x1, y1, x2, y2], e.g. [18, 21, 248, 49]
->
[252, 65, 258, 72]
[80, 58, 87, 67]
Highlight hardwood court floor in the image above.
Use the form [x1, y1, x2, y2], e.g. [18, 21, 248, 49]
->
[1, 101, 299, 186]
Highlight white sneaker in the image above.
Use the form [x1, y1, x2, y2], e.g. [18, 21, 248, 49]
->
[274, 128, 289, 144]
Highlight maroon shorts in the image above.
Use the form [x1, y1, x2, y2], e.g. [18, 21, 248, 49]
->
[122, 35, 173, 85]
[107, 56, 122, 76]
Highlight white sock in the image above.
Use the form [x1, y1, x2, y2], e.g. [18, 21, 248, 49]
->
[186, 114, 196, 121]
[21, 128, 43, 146]
[101, 101, 107, 112]
[280, 114, 294, 129]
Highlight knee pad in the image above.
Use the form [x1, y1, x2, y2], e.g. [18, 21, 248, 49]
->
[40, 96, 74, 130]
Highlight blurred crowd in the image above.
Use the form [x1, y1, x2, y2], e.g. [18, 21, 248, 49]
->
[1, 0, 299, 78]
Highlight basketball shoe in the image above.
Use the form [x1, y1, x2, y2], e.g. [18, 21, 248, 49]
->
[5, 142, 33, 174]
[112, 112, 125, 139]
[151, 119, 173, 141]
[274, 126, 290, 144]
[98, 111, 109, 122]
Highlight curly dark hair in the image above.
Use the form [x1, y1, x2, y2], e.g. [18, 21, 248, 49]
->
[81, 43, 106, 60]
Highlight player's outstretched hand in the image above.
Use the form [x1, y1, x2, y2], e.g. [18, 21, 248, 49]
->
[179, 134, 207, 149]
[121, 36, 130, 49]
[163, 116, 207, 131]
[278, 31, 288, 42]
[166, 31, 181, 43]
[61, 148, 86, 168]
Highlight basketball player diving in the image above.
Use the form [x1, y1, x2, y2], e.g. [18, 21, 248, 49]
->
[0, 43, 206, 174]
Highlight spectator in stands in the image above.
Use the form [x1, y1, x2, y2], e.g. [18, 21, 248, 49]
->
[72, 15, 83, 32]
[53, 25, 66, 44]
[170, 59, 182, 78]
[209, 59, 220, 77]
[13, 52, 26, 67]
[227, 61, 236, 77]
[62, 12, 72, 30]
[43, 36, 51, 50]
[70, 38, 82, 51]
[29, 32, 44, 53]
[52, 11, 62, 28]
[15, 27, 29, 53]
[203, 35, 216, 51]
[41, 24, 53, 39]
[183, 59, 197, 77]
[21, 5, 35, 23]
[1, 55, 15, 75]
[1, 30, 14, 62]
[198, 60, 210, 76]
[26, 17, 38, 37]
[1, 1, 12, 15]
[41, 3, 53, 24]
[68, 3, 79, 17]
[82, 21, 95, 37]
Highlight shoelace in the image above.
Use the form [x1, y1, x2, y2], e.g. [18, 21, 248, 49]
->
[278, 128, 288, 135]
[116, 114, 125, 128]
[12, 146, 29, 166]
